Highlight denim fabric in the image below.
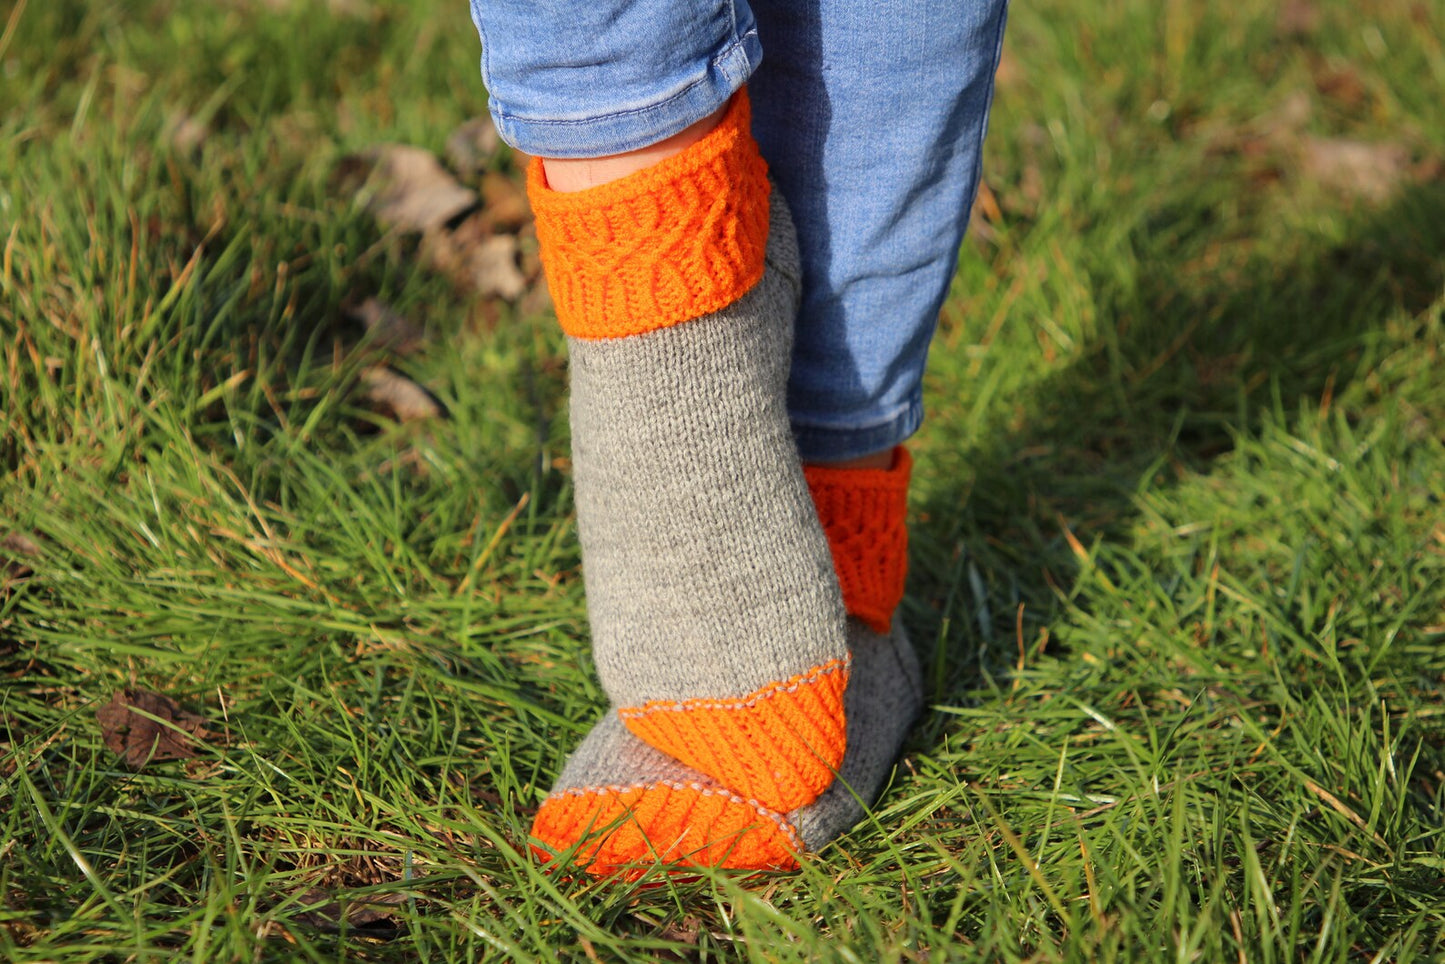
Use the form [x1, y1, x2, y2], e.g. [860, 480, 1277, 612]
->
[470, 0, 1009, 460]
[468, 1, 762, 157]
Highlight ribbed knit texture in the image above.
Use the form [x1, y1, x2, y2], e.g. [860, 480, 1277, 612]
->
[527, 91, 770, 339]
[803, 447, 913, 634]
[618, 657, 848, 813]
[530, 619, 922, 877]
[531, 715, 801, 877]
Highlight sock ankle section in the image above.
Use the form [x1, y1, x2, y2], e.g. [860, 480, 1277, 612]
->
[803, 447, 913, 634]
[526, 90, 770, 340]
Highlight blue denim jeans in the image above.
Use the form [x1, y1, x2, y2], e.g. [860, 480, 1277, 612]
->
[469, 0, 1009, 461]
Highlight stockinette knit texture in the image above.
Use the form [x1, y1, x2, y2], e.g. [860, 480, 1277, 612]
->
[526, 90, 851, 817]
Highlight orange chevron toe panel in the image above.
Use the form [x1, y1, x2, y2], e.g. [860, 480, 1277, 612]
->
[531, 781, 801, 878]
[617, 658, 849, 814]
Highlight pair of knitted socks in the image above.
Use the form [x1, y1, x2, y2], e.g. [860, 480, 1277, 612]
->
[524, 92, 921, 875]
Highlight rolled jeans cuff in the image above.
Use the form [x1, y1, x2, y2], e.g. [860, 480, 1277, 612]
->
[472, 1, 762, 158]
[792, 395, 925, 464]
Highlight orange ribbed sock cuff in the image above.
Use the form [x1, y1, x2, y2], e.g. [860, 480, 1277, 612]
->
[804, 447, 913, 634]
[526, 90, 771, 340]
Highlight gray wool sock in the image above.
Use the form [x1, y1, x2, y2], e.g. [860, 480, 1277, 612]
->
[530, 619, 923, 874]
[564, 193, 852, 814]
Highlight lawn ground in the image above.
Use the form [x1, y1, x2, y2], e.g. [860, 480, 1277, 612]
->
[2, 0, 1444, 960]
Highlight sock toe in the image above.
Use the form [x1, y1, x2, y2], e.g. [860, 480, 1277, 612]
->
[532, 780, 801, 878]
[531, 714, 802, 878]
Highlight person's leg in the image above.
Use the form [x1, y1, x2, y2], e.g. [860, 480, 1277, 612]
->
[472, 0, 855, 870]
[470, 0, 1009, 874]
[748, 0, 1011, 466]
[743, 1, 1011, 857]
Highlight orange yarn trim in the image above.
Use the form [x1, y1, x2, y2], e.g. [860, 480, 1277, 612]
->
[804, 447, 912, 634]
[531, 780, 801, 878]
[618, 657, 849, 814]
[526, 90, 771, 340]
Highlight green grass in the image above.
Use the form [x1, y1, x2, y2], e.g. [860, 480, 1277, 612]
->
[3, 0, 1444, 959]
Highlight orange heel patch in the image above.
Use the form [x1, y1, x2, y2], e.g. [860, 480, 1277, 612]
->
[617, 658, 849, 814]
[531, 781, 801, 878]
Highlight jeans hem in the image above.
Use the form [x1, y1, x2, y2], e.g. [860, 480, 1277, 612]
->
[791, 396, 924, 463]
[489, 30, 762, 158]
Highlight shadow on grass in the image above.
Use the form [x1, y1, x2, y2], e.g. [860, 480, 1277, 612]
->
[908, 179, 1445, 709]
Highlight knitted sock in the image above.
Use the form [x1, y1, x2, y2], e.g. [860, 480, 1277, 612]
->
[531, 450, 920, 876]
[528, 91, 849, 816]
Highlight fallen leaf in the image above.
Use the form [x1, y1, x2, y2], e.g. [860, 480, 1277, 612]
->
[445, 116, 502, 181]
[658, 916, 704, 947]
[360, 366, 448, 422]
[1314, 65, 1368, 111]
[477, 172, 530, 232]
[468, 234, 528, 300]
[348, 145, 478, 233]
[1263, 90, 1314, 138]
[421, 223, 528, 300]
[96, 689, 215, 768]
[2, 532, 39, 581]
[164, 111, 208, 155]
[346, 297, 426, 356]
[1299, 137, 1412, 203]
[290, 888, 405, 932]
[254, 0, 373, 15]
[1277, 0, 1320, 38]
[973, 180, 1003, 224]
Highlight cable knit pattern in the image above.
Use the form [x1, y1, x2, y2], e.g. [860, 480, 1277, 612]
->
[804, 447, 913, 634]
[526, 91, 771, 339]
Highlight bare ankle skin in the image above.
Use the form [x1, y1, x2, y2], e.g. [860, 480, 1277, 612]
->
[541, 103, 729, 193]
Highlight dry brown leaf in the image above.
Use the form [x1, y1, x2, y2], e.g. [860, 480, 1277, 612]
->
[421, 224, 528, 300]
[96, 689, 215, 768]
[165, 111, 208, 155]
[350, 145, 478, 233]
[973, 180, 1003, 224]
[1299, 137, 1413, 203]
[1277, 0, 1321, 37]
[290, 888, 405, 932]
[1263, 90, 1314, 138]
[445, 116, 502, 181]
[1314, 65, 1369, 111]
[346, 298, 426, 356]
[249, 0, 373, 15]
[468, 234, 528, 300]
[994, 45, 1024, 88]
[360, 366, 447, 422]
[2, 532, 39, 581]
[478, 172, 530, 232]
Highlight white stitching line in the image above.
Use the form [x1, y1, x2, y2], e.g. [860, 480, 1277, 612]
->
[616, 654, 851, 719]
[544, 780, 804, 852]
